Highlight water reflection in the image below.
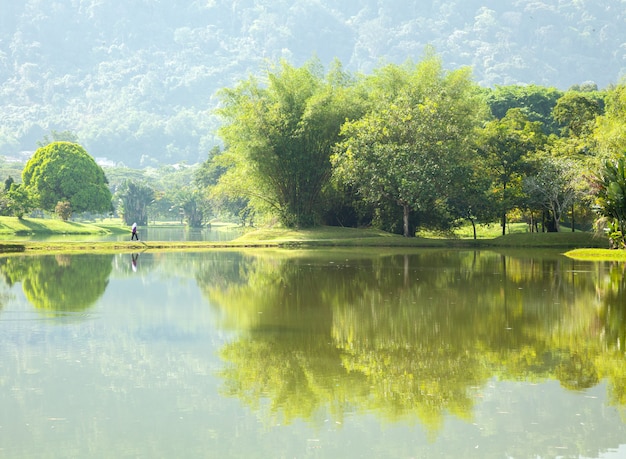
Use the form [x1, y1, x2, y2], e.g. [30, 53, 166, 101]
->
[0, 254, 112, 316]
[196, 250, 626, 432]
[0, 249, 625, 458]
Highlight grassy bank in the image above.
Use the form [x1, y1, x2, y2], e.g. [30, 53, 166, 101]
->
[0, 217, 616, 256]
[0, 216, 125, 236]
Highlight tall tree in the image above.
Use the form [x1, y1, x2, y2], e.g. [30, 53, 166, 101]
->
[332, 52, 488, 237]
[116, 180, 155, 226]
[478, 109, 546, 235]
[594, 84, 626, 162]
[217, 59, 362, 227]
[22, 141, 112, 218]
[523, 156, 580, 232]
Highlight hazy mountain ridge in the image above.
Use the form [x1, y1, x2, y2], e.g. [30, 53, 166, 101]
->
[1, 0, 625, 166]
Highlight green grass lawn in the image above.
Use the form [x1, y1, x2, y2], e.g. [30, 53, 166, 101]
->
[0, 216, 126, 235]
[0, 217, 618, 257]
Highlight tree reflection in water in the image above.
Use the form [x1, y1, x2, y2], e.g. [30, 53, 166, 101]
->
[0, 254, 113, 316]
[196, 249, 626, 433]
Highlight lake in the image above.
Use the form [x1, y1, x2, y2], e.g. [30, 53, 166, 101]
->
[0, 248, 625, 458]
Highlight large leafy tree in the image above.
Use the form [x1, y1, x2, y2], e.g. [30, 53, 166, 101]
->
[22, 141, 112, 217]
[478, 108, 546, 235]
[217, 59, 362, 227]
[332, 52, 488, 237]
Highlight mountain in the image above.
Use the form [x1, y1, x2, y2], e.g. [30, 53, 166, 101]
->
[1, 0, 625, 167]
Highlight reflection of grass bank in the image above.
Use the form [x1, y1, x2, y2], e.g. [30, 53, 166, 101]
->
[564, 248, 626, 261]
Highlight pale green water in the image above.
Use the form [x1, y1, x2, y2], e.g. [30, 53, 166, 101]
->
[0, 249, 625, 459]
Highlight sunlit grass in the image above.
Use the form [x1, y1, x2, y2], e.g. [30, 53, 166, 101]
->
[0, 216, 118, 235]
[235, 225, 446, 247]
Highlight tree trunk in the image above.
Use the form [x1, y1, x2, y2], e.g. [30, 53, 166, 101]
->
[470, 217, 477, 240]
[403, 203, 411, 238]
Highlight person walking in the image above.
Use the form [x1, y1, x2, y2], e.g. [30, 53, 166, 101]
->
[131, 222, 139, 240]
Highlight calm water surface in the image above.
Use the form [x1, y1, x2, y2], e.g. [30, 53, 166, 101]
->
[0, 248, 625, 458]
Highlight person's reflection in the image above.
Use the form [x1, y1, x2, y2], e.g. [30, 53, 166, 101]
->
[131, 253, 139, 272]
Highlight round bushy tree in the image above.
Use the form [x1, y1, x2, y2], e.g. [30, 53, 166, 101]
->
[22, 141, 112, 217]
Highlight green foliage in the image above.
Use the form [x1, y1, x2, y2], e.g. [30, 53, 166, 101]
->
[593, 154, 626, 248]
[485, 84, 564, 134]
[175, 188, 206, 228]
[217, 58, 362, 227]
[524, 155, 582, 232]
[36, 130, 79, 148]
[594, 84, 626, 161]
[22, 142, 112, 215]
[478, 108, 547, 234]
[116, 180, 155, 226]
[552, 91, 604, 138]
[333, 52, 488, 236]
[5, 183, 34, 219]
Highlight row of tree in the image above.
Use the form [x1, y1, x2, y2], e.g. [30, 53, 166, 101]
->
[0, 135, 212, 227]
[2, 52, 626, 245]
[202, 52, 626, 243]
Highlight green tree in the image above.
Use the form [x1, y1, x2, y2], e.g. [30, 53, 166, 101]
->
[485, 84, 563, 135]
[594, 84, 626, 162]
[332, 53, 488, 237]
[478, 108, 546, 235]
[5, 183, 34, 219]
[592, 154, 626, 248]
[195, 146, 250, 225]
[4, 176, 14, 192]
[171, 187, 206, 228]
[22, 141, 112, 217]
[553, 91, 604, 139]
[217, 59, 362, 227]
[447, 161, 498, 239]
[116, 180, 155, 226]
[524, 156, 581, 232]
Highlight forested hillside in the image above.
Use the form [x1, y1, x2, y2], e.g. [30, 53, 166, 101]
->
[1, 0, 625, 166]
